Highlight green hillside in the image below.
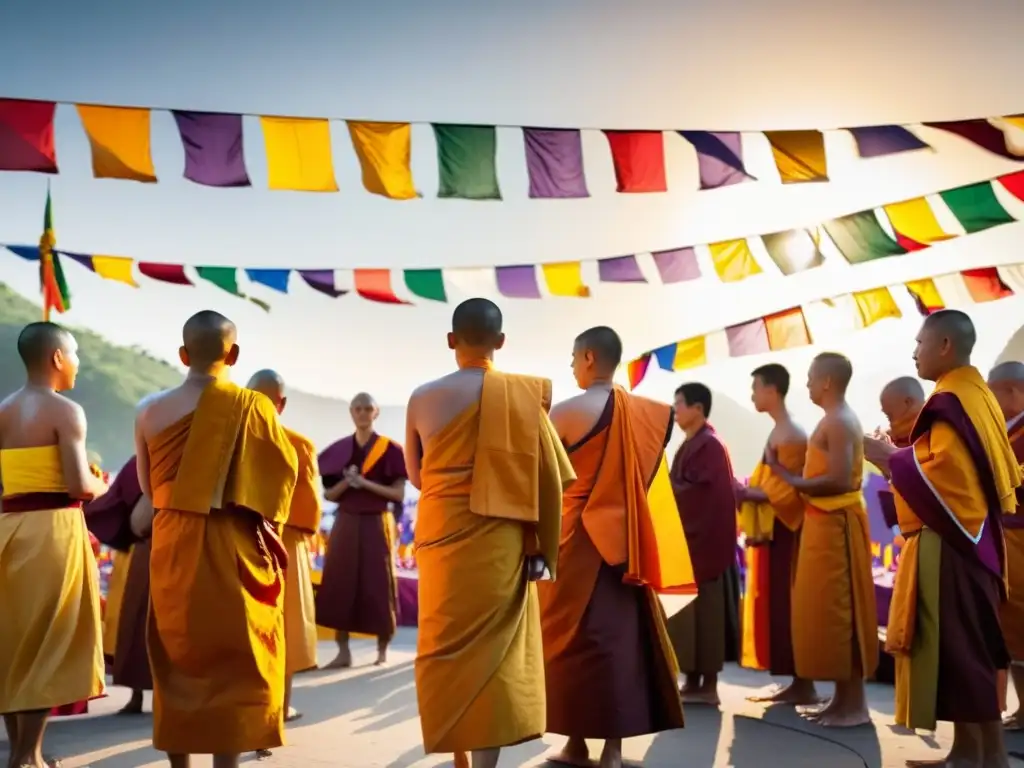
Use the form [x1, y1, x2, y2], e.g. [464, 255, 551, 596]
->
[0, 283, 181, 466]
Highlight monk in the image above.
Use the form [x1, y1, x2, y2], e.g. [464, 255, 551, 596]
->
[668, 382, 741, 706]
[406, 298, 575, 768]
[0, 322, 107, 768]
[736, 364, 818, 706]
[538, 326, 685, 768]
[767, 352, 878, 728]
[988, 361, 1024, 732]
[84, 455, 154, 715]
[880, 377, 927, 449]
[864, 312, 1020, 766]
[134, 310, 298, 768]
[317, 392, 407, 668]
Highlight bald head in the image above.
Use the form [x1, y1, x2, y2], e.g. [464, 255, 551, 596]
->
[181, 310, 237, 370]
[915, 309, 976, 381]
[247, 369, 285, 401]
[922, 309, 976, 356]
[988, 361, 1024, 421]
[989, 361, 1024, 385]
[814, 352, 853, 390]
[17, 321, 74, 371]
[349, 392, 379, 430]
[574, 326, 622, 374]
[450, 298, 504, 348]
[881, 376, 925, 403]
[350, 392, 376, 409]
[880, 376, 925, 430]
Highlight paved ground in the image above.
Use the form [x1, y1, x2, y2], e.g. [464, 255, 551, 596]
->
[5, 629, 1024, 767]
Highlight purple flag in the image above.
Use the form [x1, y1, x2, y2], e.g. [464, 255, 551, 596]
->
[523, 128, 589, 199]
[299, 270, 347, 297]
[679, 131, 753, 189]
[848, 126, 929, 159]
[173, 111, 250, 187]
[495, 265, 541, 298]
[726, 319, 770, 356]
[651, 247, 700, 283]
[598, 255, 646, 283]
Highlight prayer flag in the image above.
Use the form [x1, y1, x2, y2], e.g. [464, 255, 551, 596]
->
[541, 262, 590, 297]
[726, 319, 770, 357]
[91, 256, 138, 287]
[896, 233, 929, 252]
[245, 269, 290, 293]
[627, 355, 651, 390]
[172, 111, 250, 187]
[603, 131, 667, 193]
[355, 269, 407, 304]
[670, 336, 708, 370]
[597, 255, 646, 283]
[4, 245, 39, 261]
[678, 131, 752, 189]
[404, 269, 447, 302]
[652, 343, 678, 372]
[651, 247, 701, 283]
[0, 99, 57, 172]
[819, 210, 906, 264]
[940, 182, 1015, 233]
[197, 266, 270, 311]
[38, 191, 70, 320]
[961, 267, 1013, 302]
[523, 128, 588, 199]
[76, 105, 157, 182]
[760, 230, 824, 275]
[347, 121, 418, 200]
[299, 269, 347, 298]
[853, 287, 901, 328]
[764, 308, 811, 350]
[763, 130, 828, 183]
[60, 252, 94, 270]
[848, 126, 929, 159]
[882, 198, 955, 245]
[260, 116, 338, 192]
[495, 265, 541, 299]
[925, 120, 1024, 161]
[999, 170, 1024, 201]
[433, 124, 501, 200]
[137, 262, 192, 285]
[708, 238, 762, 282]
[905, 279, 945, 315]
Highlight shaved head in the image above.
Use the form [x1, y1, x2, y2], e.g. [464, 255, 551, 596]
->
[247, 369, 285, 400]
[350, 392, 376, 408]
[17, 321, 74, 370]
[922, 309, 976, 358]
[807, 352, 852, 407]
[181, 310, 237, 370]
[349, 391, 379, 430]
[989, 361, 1024, 384]
[915, 309, 976, 381]
[814, 352, 853, 391]
[988, 361, 1024, 421]
[450, 298, 503, 347]
[574, 326, 622, 373]
[881, 376, 925, 403]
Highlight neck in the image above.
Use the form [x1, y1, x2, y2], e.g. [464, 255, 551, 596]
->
[819, 395, 845, 413]
[354, 427, 374, 444]
[767, 403, 789, 423]
[587, 377, 614, 391]
[24, 375, 55, 392]
[186, 365, 228, 382]
[684, 418, 706, 440]
[456, 349, 494, 370]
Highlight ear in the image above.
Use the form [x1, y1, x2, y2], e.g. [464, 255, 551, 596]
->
[178, 345, 190, 367]
[225, 343, 240, 366]
[279, 396, 287, 415]
[447, 332, 457, 350]
[52, 348, 65, 370]
[494, 332, 506, 350]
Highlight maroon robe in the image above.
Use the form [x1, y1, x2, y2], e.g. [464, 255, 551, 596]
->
[315, 433, 407, 637]
[84, 456, 153, 691]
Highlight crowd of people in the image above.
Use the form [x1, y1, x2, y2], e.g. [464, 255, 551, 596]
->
[0, 298, 1021, 768]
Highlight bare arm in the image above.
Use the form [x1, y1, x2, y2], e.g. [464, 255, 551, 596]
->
[324, 477, 350, 503]
[134, 404, 152, 499]
[785, 420, 857, 495]
[405, 393, 423, 490]
[57, 402, 106, 499]
[547, 401, 571, 443]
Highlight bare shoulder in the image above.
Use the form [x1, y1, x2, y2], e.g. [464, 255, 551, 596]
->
[774, 418, 808, 444]
[550, 391, 588, 418]
[838, 404, 863, 438]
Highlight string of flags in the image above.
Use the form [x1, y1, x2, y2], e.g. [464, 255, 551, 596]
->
[626, 262, 1022, 390]
[4, 169, 1024, 310]
[0, 97, 1021, 199]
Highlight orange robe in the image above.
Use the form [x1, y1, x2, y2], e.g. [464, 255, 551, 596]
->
[791, 443, 879, 682]
[283, 427, 322, 675]
[539, 388, 687, 738]
[1001, 414, 1024, 663]
[415, 365, 575, 754]
[147, 379, 299, 754]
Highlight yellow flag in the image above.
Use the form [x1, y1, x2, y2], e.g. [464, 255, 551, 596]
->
[672, 336, 707, 370]
[261, 117, 339, 192]
[764, 130, 829, 184]
[76, 105, 157, 182]
[708, 238, 763, 282]
[91, 256, 138, 287]
[347, 121, 418, 199]
[905, 278, 946, 313]
[764, 307, 812, 350]
[883, 198, 955, 244]
[541, 261, 590, 297]
[853, 287, 901, 328]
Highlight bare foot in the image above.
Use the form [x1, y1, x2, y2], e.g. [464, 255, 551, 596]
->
[548, 738, 595, 767]
[681, 690, 721, 706]
[747, 681, 822, 706]
[1003, 711, 1023, 730]
[375, 650, 387, 666]
[599, 741, 622, 768]
[322, 649, 352, 670]
[816, 707, 871, 728]
[284, 707, 303, 723]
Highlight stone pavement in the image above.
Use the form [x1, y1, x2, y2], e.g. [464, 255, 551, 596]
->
[6, 629, 1024, 767]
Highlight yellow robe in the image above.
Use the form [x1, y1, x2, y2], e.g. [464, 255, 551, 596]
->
[0, 446, 105, 712]
[415, 366, 575, 754]
[283, 427, 321, 675]
[103, 548, 133, 658]
[147, 379, 298, 754]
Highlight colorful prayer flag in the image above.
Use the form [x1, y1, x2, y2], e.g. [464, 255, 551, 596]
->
[961, 267, 1013, 302]
[433, 124, 501, 200]
[652, 343, 678, 372]
[5, 245, 40, 261]
[245, 269, 290, 293]
[651, 247, 701, 283]
[940, 182, 1015, 234]
[197, 266, 270, 311]
[669, 336, 708, 370]
[0, 99, 58, 173]
[678, 131, 752, 189]
[627, 354, 651, 389]
[404, 269, 447, 302]
[763, 130, 828, 184]
[925, 120, 1024, 161]
[882, 198, 955, 246]
[354, 269, 406, 304]
[260, 116, 338, 192]
[172, 111, 250, 187]
[1000, 170, 1024, 202]
[726, 319, 770, 357]
[819, 210, 906, 264]
[853, 287, 901, 327]
[603, 131, 667, 193]
[847, 126, 929, 159]
[597, 255, 646, 283]
[495, 265, 541, 298]
[522, 128, 588, 199]
[137, 262, 192, 285]
[708, 239, 762, 282]
[91, 256, 138, 287]
[541, 262, 590, 297]
[895, 233, 928, 252]
[347, 121, 418, 200]
[763, 308, 811, 350]
[299, 269, 347, 297]
[760, 230, 824, 275]
[38, 191, 70, 320]
[904, 279, 945, 315]
[76, 105, 157, 182]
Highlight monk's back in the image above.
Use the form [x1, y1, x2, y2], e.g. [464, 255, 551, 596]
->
[137, 383, 206, 443]
[410, 368, 485, 445]
[551, 387, 610, 447]
[0, 388, 74, 450]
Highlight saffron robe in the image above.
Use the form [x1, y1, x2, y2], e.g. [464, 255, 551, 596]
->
[283, 428, 321, 675]
[316, 432, 407, 638]
[103, 549, 131, 661]
[539, 388, 687, 739]
[887, 366, 1020, 729]
[147, 379, 298, 754]
[0, 446, 105, 712]
[740, 440, 807, 675]
[1001, 413, 1024, 662]
[415, 367, 574, 754]
[791, 443, 879, 682]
